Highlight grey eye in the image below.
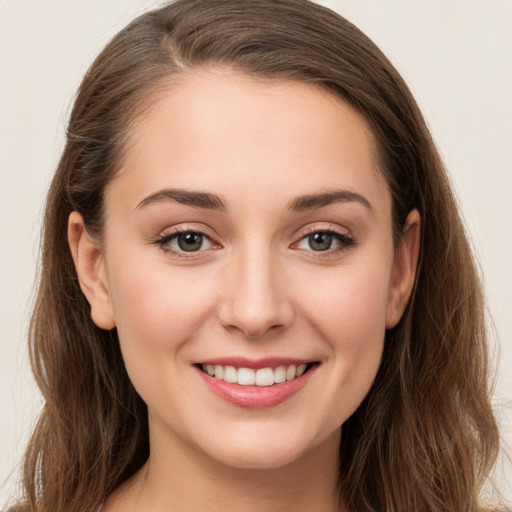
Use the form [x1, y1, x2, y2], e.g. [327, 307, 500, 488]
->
[169, 232, 213, 252]
[307, 233, 333, 251]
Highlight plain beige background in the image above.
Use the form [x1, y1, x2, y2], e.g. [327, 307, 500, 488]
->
[1, 0, 511, 506]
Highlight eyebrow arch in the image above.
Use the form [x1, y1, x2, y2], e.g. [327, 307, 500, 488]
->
[136, 189, 227, 211]
[135, 187, 372, 213]
[287, 189, 373, 212]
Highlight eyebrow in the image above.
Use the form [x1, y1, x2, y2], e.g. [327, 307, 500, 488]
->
[136, 189, 227, 211]
[286, 189, 373, 212]
[136, 188, 372, 213]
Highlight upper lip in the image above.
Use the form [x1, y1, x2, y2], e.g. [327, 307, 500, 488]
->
[195, 356, 317, 370]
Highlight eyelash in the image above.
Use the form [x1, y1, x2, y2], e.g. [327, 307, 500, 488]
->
[153, 225, 356, 260]
[295, 226, 356, 259]
[154, 227, 218, 259]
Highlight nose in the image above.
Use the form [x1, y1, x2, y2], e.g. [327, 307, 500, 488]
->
[217, 244, 294, 339]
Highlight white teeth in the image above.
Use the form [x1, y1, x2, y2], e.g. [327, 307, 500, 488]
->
[223, 365, 237, 383]
[286, 365, 296, 381]
[255, 367, 274, 386]
[237, 367, 255, 385]
[201, 363, 311, 386]
[296, 364, 307, 377]
[214, 365, 224, 379]
[274, 366, 287, 384]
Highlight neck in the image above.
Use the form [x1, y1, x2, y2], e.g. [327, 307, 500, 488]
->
[107, 420, 342, 512]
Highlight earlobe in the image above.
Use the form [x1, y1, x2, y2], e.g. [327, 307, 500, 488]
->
[68, 211, 116, 330]
[385, 209, 421, 328]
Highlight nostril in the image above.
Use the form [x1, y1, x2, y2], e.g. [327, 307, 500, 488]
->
[217, 284, 294, 339]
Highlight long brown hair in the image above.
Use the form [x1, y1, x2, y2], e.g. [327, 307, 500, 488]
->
[10, 1, 500, 510]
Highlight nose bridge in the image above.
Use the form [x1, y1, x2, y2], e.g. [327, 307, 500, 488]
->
[219, 236, 293, 338]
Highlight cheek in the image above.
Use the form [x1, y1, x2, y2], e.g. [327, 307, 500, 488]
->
[296, 263, 390, 415]
[300, 262, 390, 346]
[106, 257, 217, 383]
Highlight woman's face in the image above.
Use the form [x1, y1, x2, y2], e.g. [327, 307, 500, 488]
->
[71, 69, 418, 470]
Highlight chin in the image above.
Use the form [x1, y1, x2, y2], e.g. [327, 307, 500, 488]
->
[191, 421, 340, 471]
[210, 445, 306, 470]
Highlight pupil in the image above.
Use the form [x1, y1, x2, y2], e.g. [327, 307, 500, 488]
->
[178, 233, 203, 251]
[309, 233, 332, 251]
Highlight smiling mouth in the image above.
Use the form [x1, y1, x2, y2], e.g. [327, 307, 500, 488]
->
[197, 362, 318, 387]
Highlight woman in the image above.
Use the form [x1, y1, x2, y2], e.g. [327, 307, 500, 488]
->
[8, 0, 503, 510]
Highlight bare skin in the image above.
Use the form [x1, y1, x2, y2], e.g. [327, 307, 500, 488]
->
[69, 69, 420, 511]
[106, 428, 341, 511]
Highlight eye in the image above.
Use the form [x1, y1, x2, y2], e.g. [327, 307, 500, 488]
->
[172, 232, 211, 252]
[295, 228, 355, 253]
[300, 232, 335, 252]
[155, 229, 215, 256]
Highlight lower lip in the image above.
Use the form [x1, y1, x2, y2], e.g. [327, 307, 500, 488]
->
[195, 365, 317, 408]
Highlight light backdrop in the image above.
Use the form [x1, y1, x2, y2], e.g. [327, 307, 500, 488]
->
[1, 0, 510, 505]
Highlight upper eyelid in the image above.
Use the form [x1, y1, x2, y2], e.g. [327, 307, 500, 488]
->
[292, 223, 354, 244]
[157, 224, 217, 240]
[291, 225, 356, 262]
[203, 222, 352, 244]
[298, 224, 351, 236]
[154, 228, 217, 258]
[157, 222, 351, 242]
[157, 228, 218, 248]
[292, 227, 354, 250]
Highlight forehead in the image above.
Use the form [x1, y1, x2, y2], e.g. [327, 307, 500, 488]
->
[108, 69, 391, 218]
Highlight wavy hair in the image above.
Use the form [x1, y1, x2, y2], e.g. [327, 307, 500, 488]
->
[10, 1, 500, 511]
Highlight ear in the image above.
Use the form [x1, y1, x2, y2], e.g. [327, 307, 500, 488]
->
[385, 209, 421, 328]
[68, 211, 116, 330]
